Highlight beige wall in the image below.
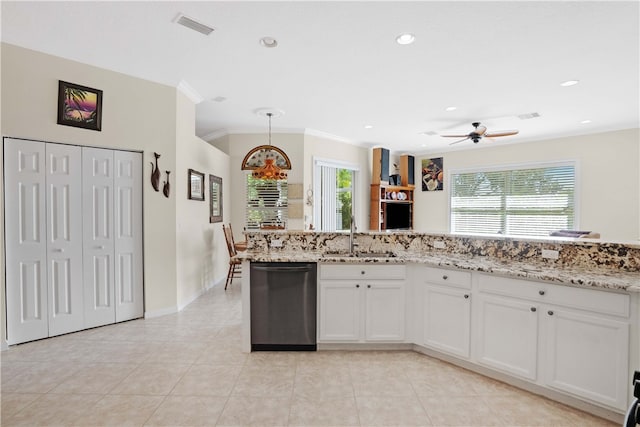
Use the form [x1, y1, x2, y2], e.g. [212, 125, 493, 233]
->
[1, 43, 227, 347]
[175, 91, 230, 309]
[210, 133, 305, 235]
[413, 129, 640, 242]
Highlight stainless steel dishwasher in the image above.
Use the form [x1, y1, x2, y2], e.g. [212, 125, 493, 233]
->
[250, 262, 317, 351]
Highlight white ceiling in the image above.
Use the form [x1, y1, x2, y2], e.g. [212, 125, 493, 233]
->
[2, 1, 638, 154]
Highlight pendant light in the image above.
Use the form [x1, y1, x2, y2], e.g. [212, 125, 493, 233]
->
[241, 111, 291, 180]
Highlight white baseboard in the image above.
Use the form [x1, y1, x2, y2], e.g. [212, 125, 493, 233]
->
[1, 339, 8, 352]
[144, 306, 178, 319]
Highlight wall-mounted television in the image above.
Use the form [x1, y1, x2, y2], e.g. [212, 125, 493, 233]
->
[385, 203, 412, 230]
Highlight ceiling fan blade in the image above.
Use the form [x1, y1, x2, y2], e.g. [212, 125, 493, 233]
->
[440, 133, 470, 138]
[449, 137, 470, 145]
[485, 130, 519, 138]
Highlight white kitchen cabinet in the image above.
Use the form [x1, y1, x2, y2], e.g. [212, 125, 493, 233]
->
[318, 264, 406, 342]
[475, 293, 539, 380]
[544, 306, 629, 411]
[424, 284, 471, 358]
[475, 273, 631, 411]
[319, 281, 361, 341]
[420, 266, 472, 358]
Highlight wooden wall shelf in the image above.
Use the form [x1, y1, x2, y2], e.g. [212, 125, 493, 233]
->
[370, 183, 415, 231]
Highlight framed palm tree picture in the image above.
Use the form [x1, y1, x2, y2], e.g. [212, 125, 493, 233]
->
[57, 80, 103, 131]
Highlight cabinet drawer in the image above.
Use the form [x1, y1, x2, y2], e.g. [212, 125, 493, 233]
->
[320, 264, 406, 280]
[545, 285, 629, 318]
[421, 267, 471, 289]
[478, 274, 542, 300]
[478, 274, 630, 317]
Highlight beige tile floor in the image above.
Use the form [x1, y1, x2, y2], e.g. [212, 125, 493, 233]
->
[1, 281, 618, 426]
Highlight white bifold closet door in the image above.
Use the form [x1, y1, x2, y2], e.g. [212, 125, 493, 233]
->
[4, 139, 83, 343]
[5, 139, 143, 344]
[82, 148, 143, 328]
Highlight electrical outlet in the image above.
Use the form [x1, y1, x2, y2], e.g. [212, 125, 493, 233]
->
[270, 239, 283, 248]
[432, 240, 446, 249]
[541, 249, 559, 260]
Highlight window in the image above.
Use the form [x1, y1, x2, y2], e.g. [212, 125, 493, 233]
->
[450, 163, 576, 237]
[245, 175, 288, 229]
[314, 159, 358, 231]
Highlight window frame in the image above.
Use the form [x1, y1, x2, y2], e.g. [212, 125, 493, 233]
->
[447, 160, 580, 237]
[313, 157, 360, 232]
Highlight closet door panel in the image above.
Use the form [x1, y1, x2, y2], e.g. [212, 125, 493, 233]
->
[46, 144, 84, 336]
[114, 151, 143, 321]
[4, 139, 48, 344]
[82, 147, 115, 328]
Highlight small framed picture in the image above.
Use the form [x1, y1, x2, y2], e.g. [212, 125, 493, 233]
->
[188, 169, 205, 201]
[57, 80, 103, 131]
[209, 175, 223, 223]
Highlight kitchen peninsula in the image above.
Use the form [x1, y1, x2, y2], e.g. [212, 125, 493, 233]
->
[236, 230, 639, 421]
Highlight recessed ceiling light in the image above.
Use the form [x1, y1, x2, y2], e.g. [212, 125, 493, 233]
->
[260, 37, 278, 48]
[364, 125, 374, 129]
[421, 144, 427, 147]
[395, 33, 415, 45]
[212, 96, 227, 102]
[580, 119, 592, 124]
[560, 80, 579, 87]
[445, 106, 457, 112]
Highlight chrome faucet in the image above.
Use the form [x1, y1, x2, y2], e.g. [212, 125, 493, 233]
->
[349, 215, 359, 255]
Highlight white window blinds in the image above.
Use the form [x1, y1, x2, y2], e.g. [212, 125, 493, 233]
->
[450, 164, 576, 237]
[246, 175, 288, 229]
[314, 159, 358, 232]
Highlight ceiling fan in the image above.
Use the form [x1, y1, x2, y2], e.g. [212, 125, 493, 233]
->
[441, 122, 519, 145]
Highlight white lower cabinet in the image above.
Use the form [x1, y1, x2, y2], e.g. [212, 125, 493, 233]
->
[318, 264, 406, 342]
[421, 267, 472, 358]
[475, 293, 539, 380]
[544, 306, 629, 410]
[475, 273, 631, 411]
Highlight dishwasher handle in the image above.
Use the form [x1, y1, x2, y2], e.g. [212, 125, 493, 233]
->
[252, 265, 314, 273]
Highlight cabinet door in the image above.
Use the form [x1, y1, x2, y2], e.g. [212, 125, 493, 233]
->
[113, 151, 143, 322]
[365, 282, 405, 341]
[544, 308, 629, 410]
[424, 284, 471, 358]
[82, 147, 116, 328]
[319, 281, 361, 341]
[4, 139, 48, 344]
[476, 294, 538, 380]
[46, 143, 84, 336]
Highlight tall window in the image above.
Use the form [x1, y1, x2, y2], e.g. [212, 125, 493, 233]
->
[450, 163, 576, 237]
[245, 175, 288, 229]
[314, 159, 358, 231]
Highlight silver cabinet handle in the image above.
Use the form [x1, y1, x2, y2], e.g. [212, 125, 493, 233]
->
[356, 284, 360, 288]
[548, 310, 554, 316]
[464, 294, 469, 299]
[367, 284, 371, 288]
[361, 271, 365, 275]
[442, 275, 448, 280]
[53, 248, 64, 253]
[539, 290, 545, 296]
[530, 307, 537, 312]
[95, 245, 105, 249]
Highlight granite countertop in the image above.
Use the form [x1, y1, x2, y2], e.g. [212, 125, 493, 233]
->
[235, 250, 640, 293]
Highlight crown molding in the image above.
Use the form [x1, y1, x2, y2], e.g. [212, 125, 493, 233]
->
[177, 80, 204, 104]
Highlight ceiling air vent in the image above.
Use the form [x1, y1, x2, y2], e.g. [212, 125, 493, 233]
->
[174, 14, 214, 36]
[517, 112, 541, 120]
